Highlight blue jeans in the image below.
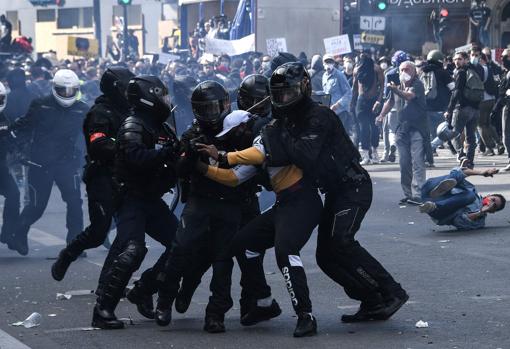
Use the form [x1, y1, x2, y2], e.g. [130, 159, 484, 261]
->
[421, 173, 476, 221]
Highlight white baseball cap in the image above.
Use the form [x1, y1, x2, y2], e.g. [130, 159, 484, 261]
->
[323, 54, 335, 63]
[216, 110, 251, 138]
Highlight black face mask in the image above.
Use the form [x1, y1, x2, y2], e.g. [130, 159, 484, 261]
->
[222, 122, 254, 150]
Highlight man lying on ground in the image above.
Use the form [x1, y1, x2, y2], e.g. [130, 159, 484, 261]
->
[419, 165, 505, 230]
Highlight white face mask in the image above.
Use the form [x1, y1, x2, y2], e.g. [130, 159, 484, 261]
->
[380, 62, 388, 70]
[471, 57, 479, 65]
[400, 72, 412, 83]
[325, 63, 335, 72]
[261, 62, 270, 70]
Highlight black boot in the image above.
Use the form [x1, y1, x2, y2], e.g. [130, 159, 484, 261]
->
[240, 299, 282, 326]
[341, 301, 386, 323]
[174, 287, 193, 314]
[376, 290, 409, 320]
[0, 231, 12, 244]
[293, 312, 317, 338]
[239, 298, 253, 319]
[155, 297, 173, 326]
[91, 303, 124, 329]
[8, 232, 28, 256]
[204, 313, 225, 334]
[126, 282, 154, 319]
[51, 249, 78, 281]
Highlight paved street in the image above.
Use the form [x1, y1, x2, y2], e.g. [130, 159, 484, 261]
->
[1, 150, 510, 349]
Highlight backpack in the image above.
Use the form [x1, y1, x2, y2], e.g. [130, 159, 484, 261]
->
[463, 68, 485, 104]
[421, 70, 438, 101]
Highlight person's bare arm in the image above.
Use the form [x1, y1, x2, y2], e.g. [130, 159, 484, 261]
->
[376, 94, 395, 123]
[462, 168, 499, 177]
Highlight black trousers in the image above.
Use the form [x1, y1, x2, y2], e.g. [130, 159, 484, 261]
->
[158, 196, 242, 316]
[66, 172, 115, 258]
[97, 194, 178, 298]
[179, 195, 272, 306]
[230, 185, 322, 314]
[316, 179, 402, 303]
[16, 164, 83, 243]
[0, 164, 20, 241]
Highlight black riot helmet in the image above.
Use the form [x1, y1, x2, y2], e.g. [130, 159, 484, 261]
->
[191, 80, 231, 133]
[237, 74, 271, 117]
[126, 75, 171, 121]
[100, 66, 135, 104]
[270, 62, 311, 111]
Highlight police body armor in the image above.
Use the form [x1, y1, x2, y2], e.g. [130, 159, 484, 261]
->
[115, 112, 177, 199]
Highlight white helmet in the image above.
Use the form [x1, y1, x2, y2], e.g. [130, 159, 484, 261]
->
[52, 69, 80, 107]
[0, 82, 6, 113]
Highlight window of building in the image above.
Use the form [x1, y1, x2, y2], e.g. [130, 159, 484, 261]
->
[112, 5, 142, 26]
[6, 11, 18, 31]
[57, 7, 93, 29]
[37, 9, 56, 22]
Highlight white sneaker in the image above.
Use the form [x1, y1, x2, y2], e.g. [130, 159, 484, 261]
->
[360, 150, 371, 165]
[371, 147, 380, 164]
[503, 164, 510, 172]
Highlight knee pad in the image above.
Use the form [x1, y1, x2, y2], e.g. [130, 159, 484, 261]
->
[116, 240, 148, 273]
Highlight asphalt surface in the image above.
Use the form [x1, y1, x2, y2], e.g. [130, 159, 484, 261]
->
[1, 149, 510, 349]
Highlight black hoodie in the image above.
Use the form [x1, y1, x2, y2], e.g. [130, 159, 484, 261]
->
[420, 61, 453, 112]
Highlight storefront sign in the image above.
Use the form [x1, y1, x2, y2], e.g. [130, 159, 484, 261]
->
[360, 32, 385, 46]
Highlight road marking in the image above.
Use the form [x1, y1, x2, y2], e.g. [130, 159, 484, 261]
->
[0, 328, 31, 349]
[29, 228, 66, 247]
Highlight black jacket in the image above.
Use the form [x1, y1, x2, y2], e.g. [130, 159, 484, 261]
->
[0, 112, 13, 164]
[179, 123, 249, 202]
[83, 95, 129, 168]
[447, 63, 483, 114]
[10, 95, 88, 167]
[276, 97, 363, 192]
[115, 110, 178, 199]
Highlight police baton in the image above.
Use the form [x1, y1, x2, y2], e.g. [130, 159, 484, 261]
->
[245, 96, 271, 114]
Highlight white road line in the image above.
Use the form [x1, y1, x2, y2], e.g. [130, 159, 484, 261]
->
[29, 228, 66, 247]
[0, 328, 31, 349]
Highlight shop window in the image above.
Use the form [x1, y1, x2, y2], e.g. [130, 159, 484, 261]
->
[57, 7, 93, 29]
[37, 9, 56, 22]
[112, 5, 142, 26]
[6, 11, 18, 31]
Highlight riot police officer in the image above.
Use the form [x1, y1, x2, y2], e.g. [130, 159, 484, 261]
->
[92, 76, 179, 329]
[172, 74, 280, 326]
[155, 81, 248, 333]
[8, 69, 89, 256]
[0, 82, 20, 248]
[51, 66, 134, 282]
[270, 62, 408, 323]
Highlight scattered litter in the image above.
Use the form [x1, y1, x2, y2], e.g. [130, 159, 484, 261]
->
[11, 312, 42, 328]
[438, 240, 451, 243]
[399, 206, 407, 209]
[265, 271, 276, 275]
[56, 293, 72, 300]
[408, 222, 415, 225]
[65, 289, 95, 297]
[48, 314, 57, 317]
[415, 320, 429, 328]
[81, 327, 100, 331]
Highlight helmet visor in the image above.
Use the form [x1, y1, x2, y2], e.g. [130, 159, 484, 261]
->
[192, 99, 229, 123]
[54, 86, 79, 99]
[270, 84, 302, 108]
